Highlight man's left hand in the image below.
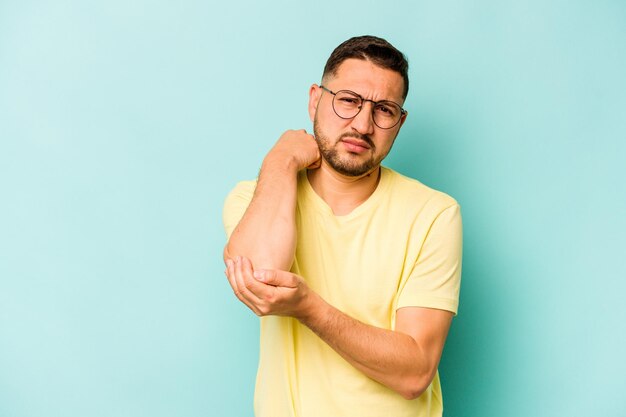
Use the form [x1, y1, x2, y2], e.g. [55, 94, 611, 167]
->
[225, 256, 315, 319]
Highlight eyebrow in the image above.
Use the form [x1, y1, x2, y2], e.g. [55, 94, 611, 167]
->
[322, 86, 404, 109]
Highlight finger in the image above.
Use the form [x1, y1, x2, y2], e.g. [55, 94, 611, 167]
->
[307, 159, 321, 169]
[240, 257, 274, 298]
[307, 135, 322, 169]
[226, 258, 247, 301]
[227, 257, 263, 315]
[234, 257, 265, 304]
[253, 269, 298, 288]
[224, 259, 239, 294]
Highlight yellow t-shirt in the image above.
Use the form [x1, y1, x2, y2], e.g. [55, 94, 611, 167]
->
[223, 166, 462, 417]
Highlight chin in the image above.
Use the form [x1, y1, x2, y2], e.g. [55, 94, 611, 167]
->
[330, 161, 377, 177]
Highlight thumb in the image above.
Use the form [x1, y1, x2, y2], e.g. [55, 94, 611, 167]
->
[307, 157, 321, 170]
[253, 269, 297, 287]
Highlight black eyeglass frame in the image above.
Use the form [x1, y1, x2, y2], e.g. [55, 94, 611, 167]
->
[319, 85, 407, 129]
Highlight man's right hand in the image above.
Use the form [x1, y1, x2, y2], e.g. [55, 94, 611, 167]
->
[264, 129, 321, 171]
[225, 129, 317, 271]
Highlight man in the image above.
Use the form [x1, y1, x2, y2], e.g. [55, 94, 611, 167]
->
[222, 36, 462, 417]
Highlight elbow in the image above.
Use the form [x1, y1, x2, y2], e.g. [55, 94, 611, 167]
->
[223, 239, 246, 264]
[397, 371, 437, 400]
[222, 241, 236, 264]
[223, 243, 292, 271]
[399, 384, 426, 401]
[223, 244, 234, 264]
[223, 242, 245, 266]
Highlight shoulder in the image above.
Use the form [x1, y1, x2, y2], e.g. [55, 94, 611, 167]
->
[223, 179, 258, 213]
[225, 179, 257, 202]
[383, 167, 459, 212]
[222, 179, 258, 237]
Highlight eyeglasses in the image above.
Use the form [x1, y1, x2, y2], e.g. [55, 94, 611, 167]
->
[320, 85, 406, 129]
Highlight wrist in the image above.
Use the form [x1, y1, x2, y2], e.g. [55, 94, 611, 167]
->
[262, 152, 300, 174]
[296, 290, 327, 327]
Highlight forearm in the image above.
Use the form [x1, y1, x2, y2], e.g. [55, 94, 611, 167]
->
[224, 155, 299, 270]
[298, 294, 436, 400]
[225, 258, 447, 399]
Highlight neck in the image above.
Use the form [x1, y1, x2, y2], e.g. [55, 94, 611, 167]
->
[306, 161, 381, 216]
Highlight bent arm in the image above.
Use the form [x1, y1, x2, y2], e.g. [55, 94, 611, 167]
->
[226, 259, 454, 400]
[224, 156, 299, 270]
[295, 204, 461, 398]
[299, 295, 453, 400]
[223, 130, 320, 270]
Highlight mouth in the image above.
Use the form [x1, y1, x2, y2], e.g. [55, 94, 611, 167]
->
[340, 137, 371, 153]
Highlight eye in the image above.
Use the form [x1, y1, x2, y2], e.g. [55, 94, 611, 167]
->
[338, 96, 360, 106]
[375, 103, 398, 117]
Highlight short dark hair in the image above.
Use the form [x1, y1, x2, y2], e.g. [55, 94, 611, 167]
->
[322, 35, 409, 99]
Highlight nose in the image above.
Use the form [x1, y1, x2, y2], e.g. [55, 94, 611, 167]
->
[349, 102, 375, 136]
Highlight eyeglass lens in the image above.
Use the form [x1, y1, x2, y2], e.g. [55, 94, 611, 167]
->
[332, 90, 402, 129]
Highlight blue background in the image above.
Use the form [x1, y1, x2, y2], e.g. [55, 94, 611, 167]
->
[1, 1, 625, 416]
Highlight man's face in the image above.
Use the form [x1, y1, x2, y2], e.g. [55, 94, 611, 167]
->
[308, 58, 407, 177]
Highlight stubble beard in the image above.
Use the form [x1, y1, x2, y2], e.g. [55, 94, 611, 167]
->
[313, 118, 380, 177]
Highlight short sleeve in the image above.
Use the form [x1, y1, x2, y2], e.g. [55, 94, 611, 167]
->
[222, 180, 257, 239]
[397, 204, 463, 315]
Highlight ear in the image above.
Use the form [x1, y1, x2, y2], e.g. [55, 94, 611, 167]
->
[308, 84, 322, 122]
[398, 110, 408, 130]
